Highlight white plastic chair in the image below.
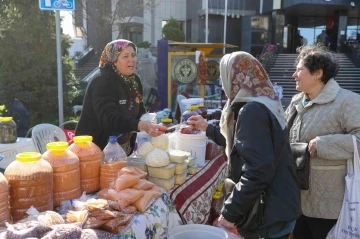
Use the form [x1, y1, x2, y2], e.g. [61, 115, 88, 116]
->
[31, 123, 67, 154]
[177, 95, 187, 116]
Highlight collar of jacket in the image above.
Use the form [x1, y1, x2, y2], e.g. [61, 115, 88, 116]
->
[292, 78, 340, 109]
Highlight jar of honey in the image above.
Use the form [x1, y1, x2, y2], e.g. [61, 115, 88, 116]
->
[4, 152, 53, 222]
[42, 142, 81, 207]
[0, 172, 9, 225]
[0, 117, 17, 144]
[68, 136, 103, 194]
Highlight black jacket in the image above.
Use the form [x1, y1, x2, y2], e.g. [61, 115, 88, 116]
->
[75, 65, 146, 151]
[206, 101, 301, 238]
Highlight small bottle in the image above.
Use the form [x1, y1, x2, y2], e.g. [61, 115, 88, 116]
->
[100, 136, 127, 189]
[0, 117, 17, 144]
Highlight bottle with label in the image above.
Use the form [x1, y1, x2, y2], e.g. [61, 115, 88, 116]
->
[0, 117, 17, 144]
[0, 172, 9, 225]
[42, 142, 81, 207]
[4, 152, 53, 222]
[68, 136, 103, 194]
[100, 136, 127, 189]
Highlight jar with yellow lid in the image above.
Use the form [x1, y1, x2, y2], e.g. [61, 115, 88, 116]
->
[42, 142, 81, 207]
[0, 117, 17, 144]
[4, 152, 53, 222]
[68, 136, 103, 193]
[159, 118, 174, 128]
[181, 106, 198, 123]
[0, 172, 9, 225]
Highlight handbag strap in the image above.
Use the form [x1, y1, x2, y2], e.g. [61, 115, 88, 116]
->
[349, 135, 360, 178]
[286, 105, 298, 131]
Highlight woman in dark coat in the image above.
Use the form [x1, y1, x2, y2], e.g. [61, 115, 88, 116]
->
[187, 51, 301, 239]
[75, 39, 166, 154]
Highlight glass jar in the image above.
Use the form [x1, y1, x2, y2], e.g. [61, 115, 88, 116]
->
[0, 172, 9, 225]
[4, 152, 53, 222]
[0, 117, 17, 144]
[42, 142, 81, 207]
[181, 106, 198, 123]
[159, 118, 174, 128]
[68, 136, 103, 194]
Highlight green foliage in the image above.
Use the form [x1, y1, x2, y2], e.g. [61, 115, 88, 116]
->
[137, 41, 151, 49]
[162, 18, 185, 42]
[0, 0, 78, 125]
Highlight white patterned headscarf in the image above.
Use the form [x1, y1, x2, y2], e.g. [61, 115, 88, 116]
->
[219, 51, 286, 158]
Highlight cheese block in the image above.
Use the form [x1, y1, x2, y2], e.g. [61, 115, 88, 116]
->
[175, 171, 187, 185]
[148, 175, 175, 190]
[148, 163, 176, 179]
[188, 165, 198, 175]
[187, 156, 196, 166]
[168, 150, 190, 163]
[175, 161, 187, 175]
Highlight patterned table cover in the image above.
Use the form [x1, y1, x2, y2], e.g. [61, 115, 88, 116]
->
[113, 193, 182, 239]
[170, 153, 228, 224]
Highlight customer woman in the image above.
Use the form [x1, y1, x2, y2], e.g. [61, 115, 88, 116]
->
[75, 39, 166, 153]
[286, 45, 360, 239]
[187, 51, 301, 239]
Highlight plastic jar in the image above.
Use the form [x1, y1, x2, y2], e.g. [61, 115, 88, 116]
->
[4, 152, 53, 222]
[68, 136, 103, 194]
[0, 172, 9, 225]
[42, 142, 81, 207]
[159, 118, 174, 128]
[181, 106, 198, 123]
[100, 136, 127, 189]
[0, 117, 17, 144]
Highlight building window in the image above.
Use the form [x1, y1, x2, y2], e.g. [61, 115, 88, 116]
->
[251, 16, 269, 30]
[129, 31, 143, 44]
[347, 18, 359, 41]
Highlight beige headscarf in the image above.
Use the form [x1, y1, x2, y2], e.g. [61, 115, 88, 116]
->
[219, 51, 286, 158]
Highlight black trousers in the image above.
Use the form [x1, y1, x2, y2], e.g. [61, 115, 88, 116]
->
[293, 215, 337, 239]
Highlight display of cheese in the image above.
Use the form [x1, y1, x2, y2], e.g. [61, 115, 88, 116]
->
[150, 134, 169, 151]
[145, 148, 169, 167]
[188, 165, 198, 175]
[174, 161, 187, 175]
[137, 142, 154, 157]
[175, 171, 187, 185]
[168, 150, 190, 163]
[147, 163, 176, 179]
[148, 175, 175, 190]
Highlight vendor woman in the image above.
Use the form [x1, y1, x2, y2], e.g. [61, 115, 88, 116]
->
[75, 39, 166, 154]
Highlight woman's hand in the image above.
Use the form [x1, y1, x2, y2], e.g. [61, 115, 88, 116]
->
[309, 137, 318, 158]
[187, 115, 209, 131]
[218, 214, 236, 230]
[138, 121, 167, 137]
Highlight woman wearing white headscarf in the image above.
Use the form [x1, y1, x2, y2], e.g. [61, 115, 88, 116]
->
[187, 52, 301, 238]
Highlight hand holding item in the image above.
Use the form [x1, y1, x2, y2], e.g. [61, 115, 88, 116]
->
[218, 214, 236, 230]
[308, 137, 318, 158]
[138, 121, 167, 137]
[187, 115, 209, 131]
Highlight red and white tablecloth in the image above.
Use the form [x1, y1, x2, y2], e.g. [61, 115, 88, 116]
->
[170, 152, 228, 224]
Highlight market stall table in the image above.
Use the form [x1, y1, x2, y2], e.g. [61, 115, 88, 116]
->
[170, 152, 227, 224]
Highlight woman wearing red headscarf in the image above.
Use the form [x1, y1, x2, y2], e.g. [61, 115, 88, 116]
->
[75, 39, 166, 153]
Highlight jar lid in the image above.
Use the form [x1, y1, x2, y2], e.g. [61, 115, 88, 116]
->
[16, 152, 41, 162]
[46, 142, 68, 151]
[0, 117, 13, 122]
[73, 135, 93, 144]
[161, 118, 172, 123]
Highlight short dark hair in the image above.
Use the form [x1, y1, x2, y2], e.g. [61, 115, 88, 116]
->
[295, 44, 339, 84]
